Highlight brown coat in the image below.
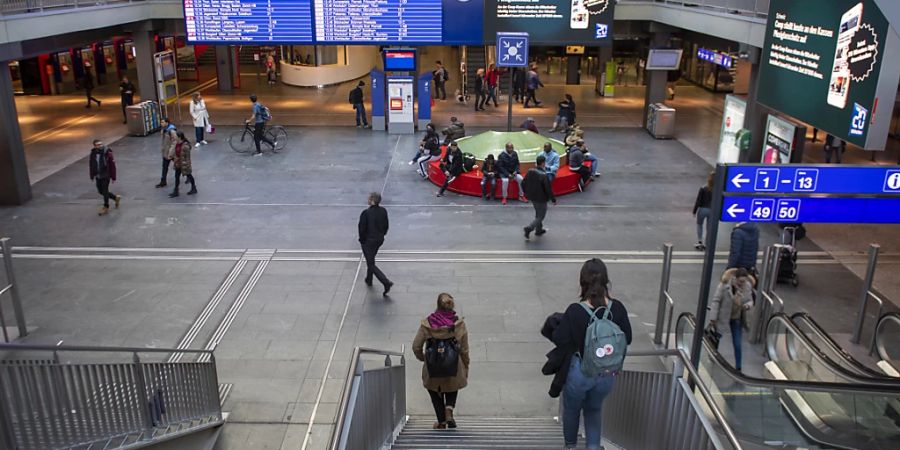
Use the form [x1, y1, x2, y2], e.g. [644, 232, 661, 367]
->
[412, 319, 469, 392]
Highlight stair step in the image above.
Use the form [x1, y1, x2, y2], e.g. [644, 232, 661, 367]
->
[393, 416, 563, 450]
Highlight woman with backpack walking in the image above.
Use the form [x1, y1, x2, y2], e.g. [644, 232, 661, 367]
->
[549, 259, 632, 450]
[412, 293, 469, 430]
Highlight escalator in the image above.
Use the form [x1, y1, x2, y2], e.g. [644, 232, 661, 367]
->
[788, 312, 896, 379]
[874, 313, 900, 377]
[676, 313, 900, 450]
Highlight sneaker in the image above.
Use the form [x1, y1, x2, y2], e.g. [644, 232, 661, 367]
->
[356, 125, 361, 128]
[577, 181, 584, 192]
[593, 173, 601, 178]
[155, 182, 167, 188]
[201, 140, 208, 145]
[364, 124, 371, 129]
[383, 281, 393, 296]
[194, 142, 201, 148]
[501, 198, 508, 205]
[524, 227, 531, 240]
[433, 422, 447, 430]
[114, 195, 121, 209]
[187, 189, 197, 195]
[98, 207, 109, 216]
[536, 229, 547, 236]
[436, 192, 444, 197]
[446, 407, 457, 429]
[519, 196, 528, 203]
[168, 191, 179, 198]
[97, 101, 102, 108]
[254, 152, 263, 157]
[408, 161, 414, 166]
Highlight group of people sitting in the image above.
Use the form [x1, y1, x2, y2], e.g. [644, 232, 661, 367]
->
[409, 118, 601, 201]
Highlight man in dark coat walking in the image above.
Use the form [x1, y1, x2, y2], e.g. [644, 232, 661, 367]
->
[522, 155, 556, 240]
[358, 192, 393, 295]
[89, 139, 120, 216]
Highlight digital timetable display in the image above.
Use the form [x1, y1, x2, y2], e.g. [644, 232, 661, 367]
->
[185, 0, 314, 42]
[185, 0, 445, 43]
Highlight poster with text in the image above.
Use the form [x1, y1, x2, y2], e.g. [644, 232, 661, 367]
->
[484, 0, 615, 45]
[757, 0, 888, 148]
[717, 95, 747, 163]
[762, 114, 797, 165]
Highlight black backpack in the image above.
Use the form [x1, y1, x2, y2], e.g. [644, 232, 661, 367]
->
[425, 337, 459, 377]
[463, 153, 476, 172]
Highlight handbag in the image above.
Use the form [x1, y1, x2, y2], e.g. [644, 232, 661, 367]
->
[205, 120, 214, 134]
[704, 323, 722, 350]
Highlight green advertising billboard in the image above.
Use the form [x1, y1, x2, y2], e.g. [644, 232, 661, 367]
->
[757, 0, 889, 148]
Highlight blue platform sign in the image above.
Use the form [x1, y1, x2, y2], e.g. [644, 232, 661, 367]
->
[725, 165, 900, 195]
[721, 197, 900, 224]
[496, 32, 529, 68]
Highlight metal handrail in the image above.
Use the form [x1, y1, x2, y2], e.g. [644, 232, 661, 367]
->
[874, 312, 900, 362]
[627, 348, 743, 450]
[0, 342, 213, 355]
[766, 313, 900, 387]
[790, 312, 890, 379]
[653, 243, 674, 347]
[676, 312, 900, 394]
[330, 346, 405, 450]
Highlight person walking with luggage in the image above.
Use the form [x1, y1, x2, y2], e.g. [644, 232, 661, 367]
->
[727, 222, 759, 273]
[693, 171, 714, 250]
[523, 155, 556, 240]
[189, 93, 210, 147]
[708, 268, 755, 371]
[89, 139, 120, 216]
[358, 192, 393, 295]
[432, 61, 448, 101]
[83, 68, 101, 109]
[169, 132, 197, 197]
[548, 258, 632, 450]
[156, 117, 177, 188]
[119, 76, 135, 124]
[412, 293, 469, 430]
[349, 80, 370, 128]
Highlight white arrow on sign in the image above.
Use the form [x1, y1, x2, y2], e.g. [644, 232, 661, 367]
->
[731, 173, 750, 189]
[726, 204, 746, 218]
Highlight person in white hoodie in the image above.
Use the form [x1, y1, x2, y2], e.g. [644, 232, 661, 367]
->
[189, 93, 210, 147]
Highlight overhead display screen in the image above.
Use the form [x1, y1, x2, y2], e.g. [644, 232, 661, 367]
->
[184, 0, 314, 42]
[484, 0, 615, 45]
[757, 0, 889, 149]
[314, 0, 442, 43]
[185, 0, 484, 44]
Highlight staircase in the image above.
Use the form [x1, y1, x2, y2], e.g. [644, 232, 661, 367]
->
[393, 416, 577, 449]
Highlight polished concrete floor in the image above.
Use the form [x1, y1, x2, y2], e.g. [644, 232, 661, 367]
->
[4, 69, 900, 450]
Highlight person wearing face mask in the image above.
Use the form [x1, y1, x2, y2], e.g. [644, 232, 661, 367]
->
[707, 268, 756, 371]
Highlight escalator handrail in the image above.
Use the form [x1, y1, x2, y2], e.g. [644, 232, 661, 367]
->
[789, 312, 894, 380]
[766, 313, 900, 387]
[875, 312, 900, 363]
[675, 312, 900, 394]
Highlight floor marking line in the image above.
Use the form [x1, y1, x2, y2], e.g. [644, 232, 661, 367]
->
[22, 113, 97, 145]
[169, 258, 248, 363]
[199, 258, 270, 363]
[300, 256, 364, 450]
[11, 254, 241, 261]
[13, 246, 245, 253]
[381, 135, 402, 196]
[112, 201, 631, 209]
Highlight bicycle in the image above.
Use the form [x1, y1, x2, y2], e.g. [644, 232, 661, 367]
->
[229, 122, 287, 154]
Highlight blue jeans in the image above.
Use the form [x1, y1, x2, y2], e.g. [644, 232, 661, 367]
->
[354, 103, 368, 126]
[696, 207, 711, 242]
[563, 356, 616, 449]
[585, 153, 599, 176]
[730, 319, 743, 370]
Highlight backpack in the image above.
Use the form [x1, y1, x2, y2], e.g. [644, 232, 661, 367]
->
[462, 153, 476, 172]
[258, 104, 272, 121]
[425, 337, 459, 378]
[578, 303, 627, 377]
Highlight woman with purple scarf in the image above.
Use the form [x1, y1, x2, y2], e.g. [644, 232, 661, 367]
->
[412, 293, 470, 429]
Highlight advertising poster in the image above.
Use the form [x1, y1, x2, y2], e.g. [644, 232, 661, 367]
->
[717, 95, 747, 163]
[762, 114, 797, 165]
[484, 0, 615, 45]
[757, 0, 889, 148]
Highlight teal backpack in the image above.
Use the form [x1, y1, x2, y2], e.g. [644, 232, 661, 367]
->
[579, 303, 627, 376]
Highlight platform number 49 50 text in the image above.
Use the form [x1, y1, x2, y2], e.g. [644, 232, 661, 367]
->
[776, 199, 801, 221]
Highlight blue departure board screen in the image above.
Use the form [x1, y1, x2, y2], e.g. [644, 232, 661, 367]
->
[314, 0, 442, 43]
[185, 0, 314, 43]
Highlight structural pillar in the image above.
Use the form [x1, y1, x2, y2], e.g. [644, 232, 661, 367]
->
[643, 26, 671, 129]
[0, 64, 31, 205]
[743, 46, 768, 163]
[215, 46, 236, 92]
[131, 27, 158, 103]
[566, 56, 580, 85]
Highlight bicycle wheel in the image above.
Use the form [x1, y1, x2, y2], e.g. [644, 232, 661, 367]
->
[229, 129, 255, 154]
[266, 126, 287, 153]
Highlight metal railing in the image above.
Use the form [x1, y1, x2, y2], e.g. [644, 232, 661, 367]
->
[619, 0, 769, 18]
[874, 312, 900, 365]
[0, 343, 223, 450]
[330, 346, 406, 450]
[0, 238, 27, 343]
[852, 244, 883, 345]
[599, 348, 742, 450]
[652, 243, 676, 348]
[0, 0, 172, 16]
[748, 245, 785, 344]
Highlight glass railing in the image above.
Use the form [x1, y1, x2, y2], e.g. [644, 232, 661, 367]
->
[618, 0, 769, 19]
[790, 312, 893, 380]
[875, 313, 900, 377]
[676, 313, 900, 449]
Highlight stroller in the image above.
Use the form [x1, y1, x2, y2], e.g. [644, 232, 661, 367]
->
[775, 224, 805, 286]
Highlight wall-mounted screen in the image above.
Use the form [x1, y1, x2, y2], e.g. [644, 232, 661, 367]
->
[483, 0, 614, 45]
[757, 0, 890, 149]
[383, 49, 417, 71]
[646, 49, 683, 71]
[184, 0, 483, 45]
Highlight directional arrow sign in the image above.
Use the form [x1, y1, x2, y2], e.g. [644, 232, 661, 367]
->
[726, 203, 745, 218]
[730, 173, 749, 189]
[722, 196, 900, 223]
[496, 32, 529, 68]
